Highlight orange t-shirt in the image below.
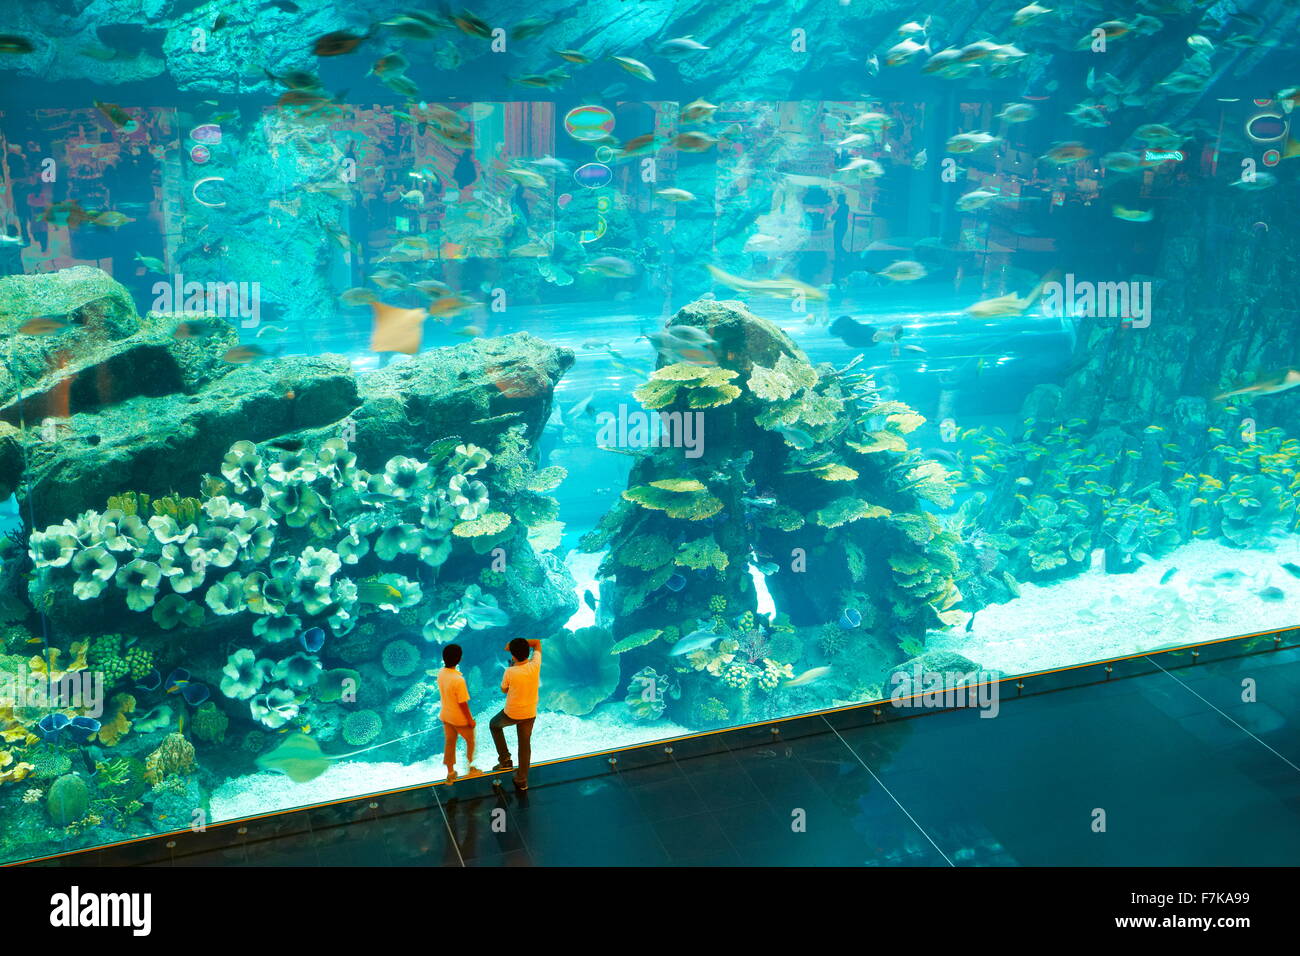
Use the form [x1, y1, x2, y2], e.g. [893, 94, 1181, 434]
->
[438, 667, 470, 725]
[500, 648, 542, 720]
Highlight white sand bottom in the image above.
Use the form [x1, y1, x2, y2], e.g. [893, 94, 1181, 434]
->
[209, 706, 688, 823]
[928, 536, 1300, 675]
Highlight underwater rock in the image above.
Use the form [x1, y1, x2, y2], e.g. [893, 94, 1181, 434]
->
[1, 309, 240, 429]
[886, 651, 996, 698]
[7, 354, 357, 524]
[593, 296, 966, 726]
[352, 332, 574, 461]
[1047, 182, 1300, 430]
[0, 265, 139, 338]
[666, 298, 800, 374]
[0, 266, 144, 411]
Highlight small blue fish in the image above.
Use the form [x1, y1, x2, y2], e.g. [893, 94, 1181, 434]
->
[669, 628, 723, 657]
[299, 626, 326, 653]
[1159, 567, 1178, 585]
[583, 589, 597, 611]
[838, 607, 862, 629]
[664, 573, 687, 592]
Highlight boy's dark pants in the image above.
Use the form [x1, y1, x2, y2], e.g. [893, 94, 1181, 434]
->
[490, 709, 535, 785]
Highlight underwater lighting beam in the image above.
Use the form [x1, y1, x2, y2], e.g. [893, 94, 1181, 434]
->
[749, 563, 776, 619]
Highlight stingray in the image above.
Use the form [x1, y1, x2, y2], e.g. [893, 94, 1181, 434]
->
[255, 728, 440, 783]
[369, 301, 428, 354]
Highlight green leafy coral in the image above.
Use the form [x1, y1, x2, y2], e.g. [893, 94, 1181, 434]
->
[623, 479, 724, 521]
[633, 363, 741, 410]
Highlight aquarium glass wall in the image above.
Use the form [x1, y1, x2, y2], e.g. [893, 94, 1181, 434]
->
[1, 0, 1298, 863]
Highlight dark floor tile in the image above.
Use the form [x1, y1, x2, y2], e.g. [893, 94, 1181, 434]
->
[524, 821, 670, 866]
[652, 811, 734, 861]
[680, 765, 766, 811]
[629, 774, 710, 821]
[465, 848, 534, 867]
[241, 833, 324, 866]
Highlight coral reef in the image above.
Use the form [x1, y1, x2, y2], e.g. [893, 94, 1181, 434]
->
[585, 298, 966, 722]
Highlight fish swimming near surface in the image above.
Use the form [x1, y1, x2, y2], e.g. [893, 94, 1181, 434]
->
[1281, 563, 1300, 578]
[452, 10, 493, 39]
[313, 29, 371, 56]
[610, 55, 655, 81]
[947, 131, 1001, 153]
[658, 36, 710, 54]
[1159, 568, 1178, 585]
[1040, 142, 1091, 165]
[674, 131, 717, 152]
[877, 260, 927, 282]
[965, 271, 1057, 318]
[680, 98, 718, 122]
[339, 287, 378, 306]
[705, 264, 826, 301]
[1112, 205, 1154, 222]
[884, 37, 930, 66]
[656, 187, 696, 202]
[1258, 587, 1286, 602]
[369, 301, 429, 354]
[94, 100, 136, 130]
[1012, 4, 1053, 28]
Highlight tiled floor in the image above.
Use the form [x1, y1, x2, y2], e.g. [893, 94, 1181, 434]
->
[27, 635, 1300, 867]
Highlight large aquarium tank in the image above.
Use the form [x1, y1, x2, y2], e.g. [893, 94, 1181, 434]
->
[0, 0, 1297, 864]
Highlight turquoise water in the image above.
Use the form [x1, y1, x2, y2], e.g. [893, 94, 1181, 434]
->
[1, 0, 1298, 863]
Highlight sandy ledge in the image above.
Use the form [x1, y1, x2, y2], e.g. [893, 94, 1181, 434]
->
[928, 535, 1300, 675]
